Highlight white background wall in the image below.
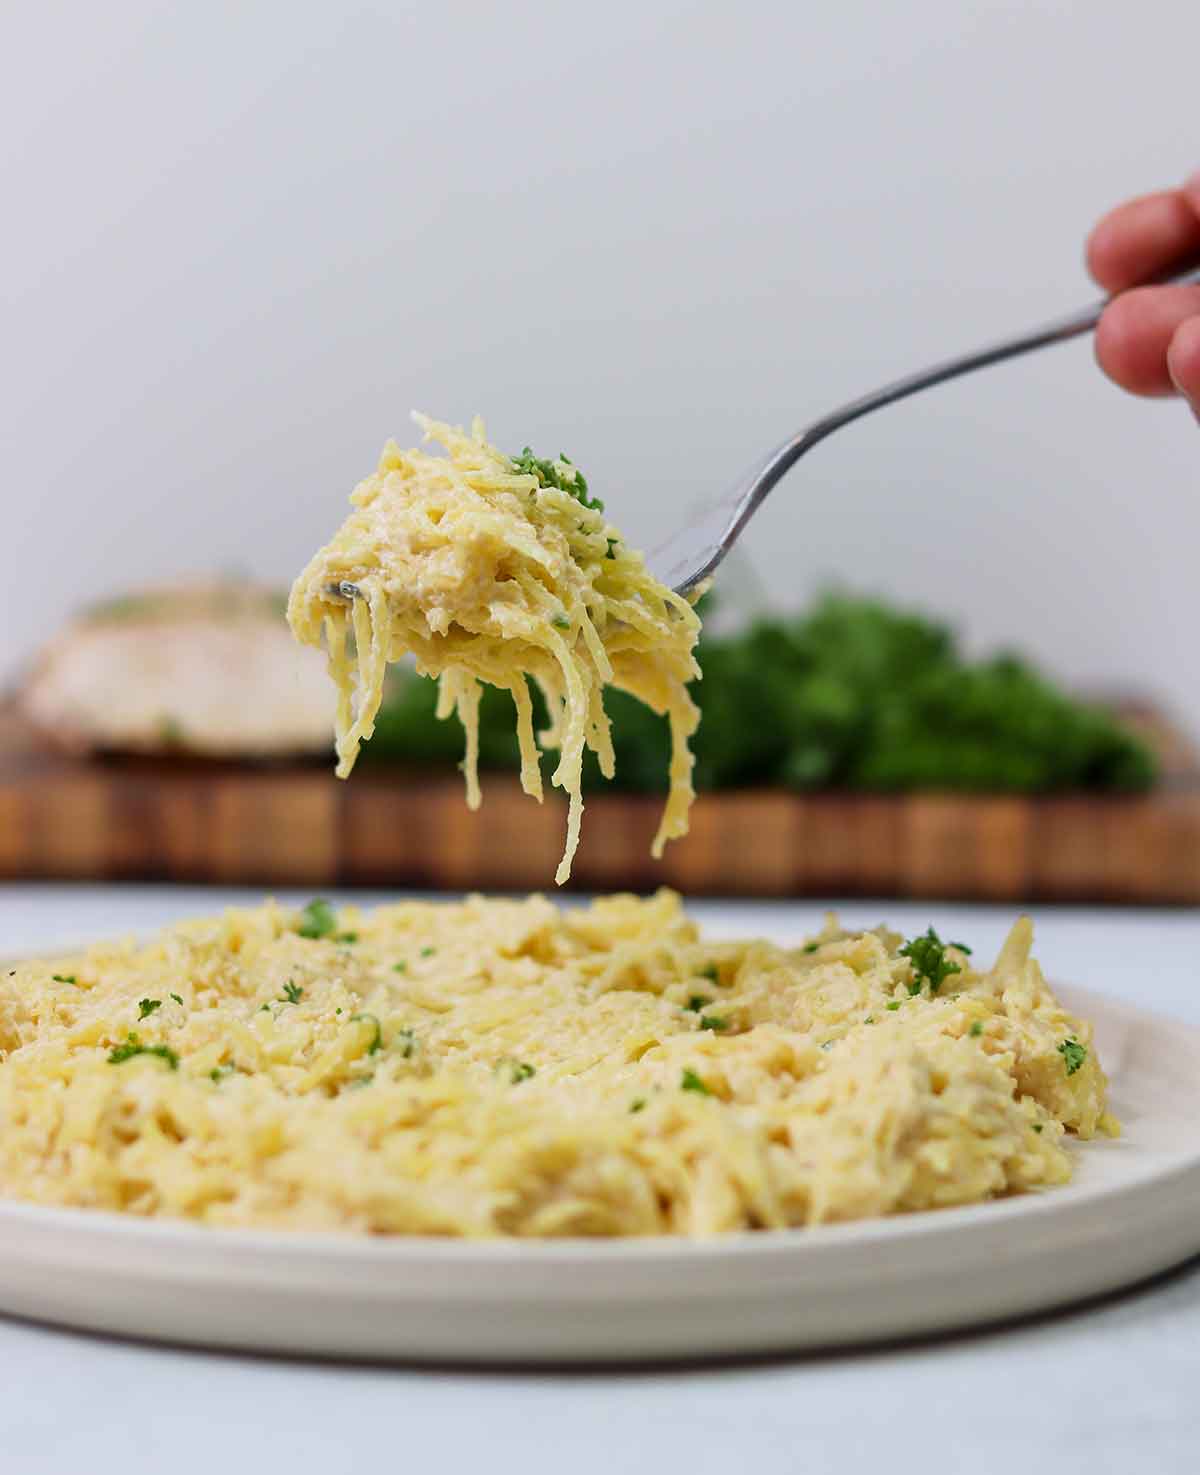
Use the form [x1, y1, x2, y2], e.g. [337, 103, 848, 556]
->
[3, 1, 1198, 730]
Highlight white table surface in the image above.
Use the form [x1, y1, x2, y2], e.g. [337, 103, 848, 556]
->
[1, 884, 1198, 1475]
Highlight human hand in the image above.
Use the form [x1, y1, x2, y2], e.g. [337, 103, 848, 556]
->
[1087, 174, 1200, 419]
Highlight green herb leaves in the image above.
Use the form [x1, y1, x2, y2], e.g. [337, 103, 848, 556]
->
[510, 447, 603, 513]
[107, 1033, 179, 1070]
[297, 899, 337, 939]
[899, 927, 968, 996]
[680, 1067, 712, 1096]
[137, 998, 162, 1020]
[280, 981, 304, 1005]
[1058, 1037, 1087, 1076]
[501, 1060, 535, 1085]
[698, 1014, 729, 1032]
[52, 973, 77, 985]
[169, 993, 184, 1006]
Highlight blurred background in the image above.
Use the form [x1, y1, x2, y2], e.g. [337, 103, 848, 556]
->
[2, 0, 1198, 900]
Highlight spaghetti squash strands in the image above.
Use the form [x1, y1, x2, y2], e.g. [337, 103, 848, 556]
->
[0, 894, 1116, 1236]
[288, 416, 701, 882]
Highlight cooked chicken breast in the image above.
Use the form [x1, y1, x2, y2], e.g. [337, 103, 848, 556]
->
[19, 584, 335, 758]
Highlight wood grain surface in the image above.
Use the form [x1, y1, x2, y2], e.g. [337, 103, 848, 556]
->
[1, 704, 1196, 901]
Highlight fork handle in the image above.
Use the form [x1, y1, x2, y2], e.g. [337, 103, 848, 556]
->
[675, 261, 1200, 592]
[797, 261, 1200, 457]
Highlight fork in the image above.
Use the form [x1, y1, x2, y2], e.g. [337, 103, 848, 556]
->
[648, 262, 1200, 595]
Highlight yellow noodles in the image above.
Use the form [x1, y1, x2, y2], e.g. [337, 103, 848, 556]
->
[0, 893, 1116, 1236]
[288, 415, 701, 882]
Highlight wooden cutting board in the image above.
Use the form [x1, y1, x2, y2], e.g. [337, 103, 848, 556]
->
[1, 703, 1197, 901]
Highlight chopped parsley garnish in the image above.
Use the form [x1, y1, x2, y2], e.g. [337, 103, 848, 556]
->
[169, 992, 184, 1006]
[505, 1060, 535, 1084]
[948, 940, 973, 955]
[419, 946, 436, 958]
[1058, 1037, 1087, 1076]
[335, 931, 359, 944]
[699, 1014, 729, 1032]
[1032, 1123, 1044, 1134]
[969, 1020, 984, 1037]
[899, 927, 964, 995]
[394, 1027, 417, 1059]
[680, 1067, 713, 1096]
[629, 1097, 647, 1113]
[52, 973, 77, 985]
[297, 899, 337, 939]
[685, 995, 711, 1013]
[551, 614, 571, 631]
[107, 1033, 179, 1070]
[802, 942, 820, 954]
[606, 538, 619, 559]
[137, 998, 162, 1020]
[885, 1001, 901, 1011]
[510, 447, 603, 513]
[699, 964, 720, 984]
[352, 1014, 382, 1054]
[863, 1015, 875, 1025]
[280, 981, 304, 1005]
[392, 961, 408, 974]
[209, 1063, 236, 1082]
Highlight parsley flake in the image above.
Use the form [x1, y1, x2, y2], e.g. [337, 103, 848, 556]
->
[510, 447, 603, 513]
[1058, 1037, 1087, 1076]
[297, 899, 337, 940]
[209, 1063, 236, 1082]
[394, 1027, 417, 1059]
[280, 981, 304, 1004]
[629, 1097, 647, 1113]
[1033, 1123, 1044, 1134]
[551, 614, 571, 631]
[420, 946, 436, 958]
[107, 1033, 179, 1070]
[969, 1020, 984, 1037]
[52, 973, 77, 985]
[336, 931, 359, 944]
[885, 1001, 902, 1011]
[392, 961, 408, 974]
[503, 1060, 535, 1084]
[685, 995, 710, 1013]
[680, 1067, 713, 1096]
[169, 992, 184, 1006]
[899, 927, 963, 995]
[802, 942, 820, 954]
[137, 998, 162, 1020]
[699, 1014, 729, 1032]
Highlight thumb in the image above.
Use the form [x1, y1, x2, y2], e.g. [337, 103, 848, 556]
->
[1167, 315, 1200, 421]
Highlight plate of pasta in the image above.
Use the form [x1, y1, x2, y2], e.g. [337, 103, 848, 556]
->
[0, 892, 1198, 1363]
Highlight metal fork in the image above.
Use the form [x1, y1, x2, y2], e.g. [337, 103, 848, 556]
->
[648, 263, 1200, 595]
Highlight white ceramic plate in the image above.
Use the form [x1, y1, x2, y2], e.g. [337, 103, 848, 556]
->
[0, 984, 1197, 1364]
